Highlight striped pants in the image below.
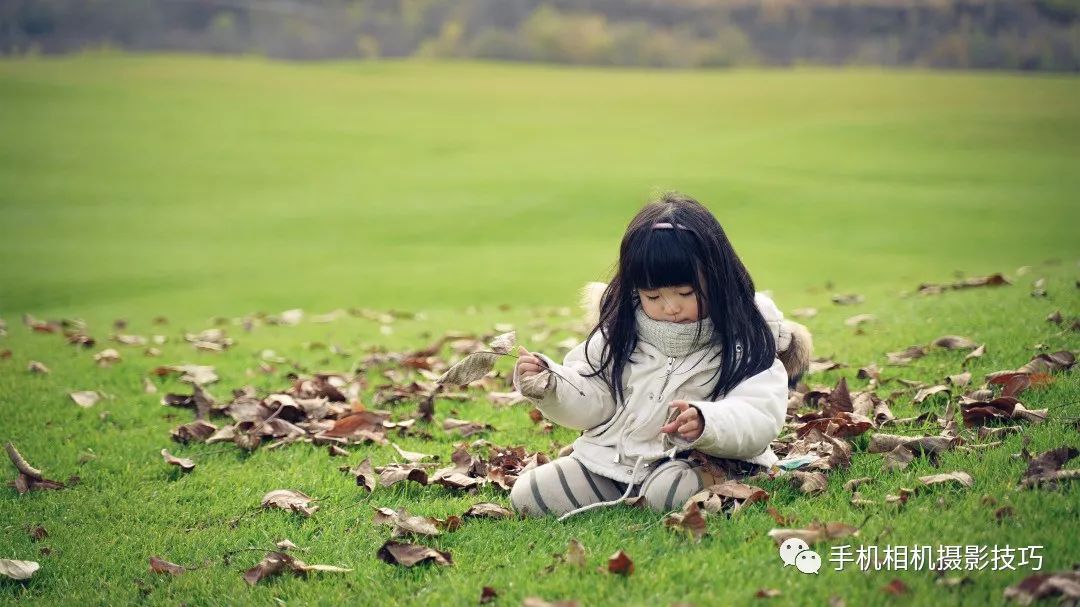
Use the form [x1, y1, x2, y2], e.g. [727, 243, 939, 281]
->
[510, 454, 709, 517]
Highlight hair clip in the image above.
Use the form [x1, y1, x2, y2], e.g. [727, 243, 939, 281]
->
[652, 222, 690, 230]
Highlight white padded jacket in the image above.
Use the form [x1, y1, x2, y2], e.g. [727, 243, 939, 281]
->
[512, 293, 789, 490]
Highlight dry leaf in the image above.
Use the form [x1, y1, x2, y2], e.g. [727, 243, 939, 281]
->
[69, 391, 101, 408]
[170, 420, 217, 444]
[1003, 570, 1080, 604]
[881, 579, 910, 595]
[843, 477, 872, 492]
[0, 559, 40, 580]
[376, 541, 453, 567]
[443, 418, 495, 437]
[149, 556, 187, 575]
[28, 360, 49, 374]
[886, 346, 927, 365]
[789, 471, 828, 495]
[962, 344, 986, 367]
[391, 442, 434, 463]
[1019, 447, 1080, 489]
[160, 449, 195, 472]
[94, 348, 121, 367]
[155, 364, 218, 385]
[243, 551, 351, 585]
[663, 501, 708, 541]
[373, 507, 442, 537]
[933, 335, 977, 350]
[913, 385, 950, 405]
[437, 332, 516, 385]
[5, 442, 66, 494]
[831, 294, 864, 305]
[919, 471, 973, 488]
[607, 550, 634, 576]
[844, 314, 875, 327]
[463, 502, 514, 519]
[767, 521, 859, 545]
[347, 458, 377, 492]
[945, 372, 971, 387]
[566, 539, 587, 568]
[261, 489, 319, 516]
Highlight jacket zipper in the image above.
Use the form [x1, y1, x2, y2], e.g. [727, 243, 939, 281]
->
[657, 356, 675, 401]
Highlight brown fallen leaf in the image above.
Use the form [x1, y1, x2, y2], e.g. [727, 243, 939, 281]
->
[789, 471, 828, 495]
[1003, 570, 1080, 604]
[918, 471, 973, 488]
[1019, 447, 1080, 490]
[917, 273, 1010, 295]
[69, 391, 101, 408]
[607, 550, 634, 576]
[933, 335, 978, 350]
[391, 442, 434, 463]
[170, 420, 217, 444]
[154, 364, 219, 386]
[261, 489, 319, 516]
[463, 502, 514, 519]
[857, 364, 881, 382]
[962, 344, 986, 367]
[843, 477, 872, 492]
[5, 442, 66, 494]
[28, 360, 49, 374]
[347, 457, 377, 492]
[480, 586, 498, 604]
[663, 501, 707, 541]
[376, 463, 430, 488]
[443, 418, 495, 437]
[961, 397, 1047, 427]
[1017, 350, 1075, 374]
[831, 294, 864, 305]
[808, 358, 845, 375]
[886, 346, 927, 365]
[0, 559, 40, 580]
[913, 385, 950, 405]
[767, 521, 859, 545]
[945, 372, 971, 387]
[243, 551, 351, 585]
[149, 556, 187, 575]
[881, 579, 909, 595]
[373, 507, 442, 537]
[94, 348, 121, 367]
[843, 314, 875, 327]
[566, 539, 587, 568]
[376, 540, 453, 567]
[437, 331, 516, 386]
[160, 449, 195, 473]
[756, 588, 783, 598]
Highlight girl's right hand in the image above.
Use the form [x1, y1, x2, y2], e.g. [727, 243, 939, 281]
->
[516, 346, 548, 378]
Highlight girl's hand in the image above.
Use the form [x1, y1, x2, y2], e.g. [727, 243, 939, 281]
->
[661, 400, 703, 442]
[516, 346, 548, 378]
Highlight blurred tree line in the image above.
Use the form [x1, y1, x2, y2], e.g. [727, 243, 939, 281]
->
[2, 0, 1079, 71]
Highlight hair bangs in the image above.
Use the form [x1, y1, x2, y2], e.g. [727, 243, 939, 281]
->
[623, 228, 701, 290]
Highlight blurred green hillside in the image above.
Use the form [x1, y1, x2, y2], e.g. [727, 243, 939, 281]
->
[0, 55, 1078, 325]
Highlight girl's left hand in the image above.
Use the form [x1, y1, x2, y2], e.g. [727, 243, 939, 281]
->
[661, 400, 703, 441]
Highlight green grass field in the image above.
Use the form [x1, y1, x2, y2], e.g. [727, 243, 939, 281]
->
[0, 54, 1078, 606]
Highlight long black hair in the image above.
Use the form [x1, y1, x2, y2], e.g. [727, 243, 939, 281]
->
[582, 192, 776, 405]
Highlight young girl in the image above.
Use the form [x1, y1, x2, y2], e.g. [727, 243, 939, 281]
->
[510, 192, 811, 520]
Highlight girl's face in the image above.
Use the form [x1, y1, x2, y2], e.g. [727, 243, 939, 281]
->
[637, 284, 701, 323]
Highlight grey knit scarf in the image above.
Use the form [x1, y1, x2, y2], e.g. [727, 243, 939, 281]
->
[634, 306, 715, 357]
